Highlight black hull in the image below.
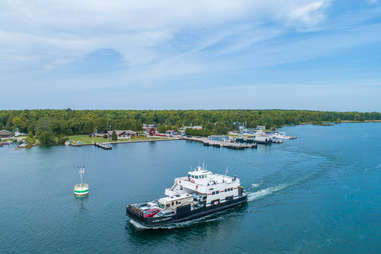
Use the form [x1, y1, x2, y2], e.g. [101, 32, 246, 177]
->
[127, 195, 247, 228]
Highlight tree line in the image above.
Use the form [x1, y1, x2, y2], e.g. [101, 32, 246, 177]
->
[1, 109, 380, 144]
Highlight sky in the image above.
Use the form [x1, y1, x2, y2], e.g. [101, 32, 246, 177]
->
[1, 0, 381, 111]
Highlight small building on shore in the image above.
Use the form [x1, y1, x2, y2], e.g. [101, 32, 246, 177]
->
[165, 130, 178, 136]
[106, 130, 138, 140]
[142, 124, 157, 136]
[14, 131, 27, 137]
[0, 130, 12, 139]
[180, 125, 203, 135]
[256, 125, 266, 131]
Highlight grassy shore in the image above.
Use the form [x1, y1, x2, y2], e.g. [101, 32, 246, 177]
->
[68, 135, 107, 144]
[68, 135, 178, 145]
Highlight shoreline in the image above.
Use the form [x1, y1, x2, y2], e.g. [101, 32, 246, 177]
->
[71, 137, 182, 146]
[4, 121, 381, 148]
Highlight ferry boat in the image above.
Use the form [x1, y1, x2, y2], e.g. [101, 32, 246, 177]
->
[126, 166, 247, 228]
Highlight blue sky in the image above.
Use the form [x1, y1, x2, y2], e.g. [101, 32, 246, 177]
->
[1, 0, 381, 111]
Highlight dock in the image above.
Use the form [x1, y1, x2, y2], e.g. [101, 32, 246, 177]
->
[95, 143, 112, 150]
[183, 137, 257, 150]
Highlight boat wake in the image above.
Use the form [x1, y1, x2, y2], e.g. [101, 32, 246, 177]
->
[251, 183, 262, 188]
[246, 161, 328, 203]
[247, 183, 290, 202]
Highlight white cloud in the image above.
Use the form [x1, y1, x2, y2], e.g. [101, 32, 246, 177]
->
[0, 0, 331, 72]
[288, 1, 330, 25]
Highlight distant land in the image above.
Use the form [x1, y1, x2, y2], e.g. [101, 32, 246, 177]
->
[1, 109, 381, 145]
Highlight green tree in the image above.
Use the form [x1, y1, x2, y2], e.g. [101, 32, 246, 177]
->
[112, 130, 117, 141]
[38, 130, 56, 145]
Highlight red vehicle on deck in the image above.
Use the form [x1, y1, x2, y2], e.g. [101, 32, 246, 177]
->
[143, 208, 160, 218]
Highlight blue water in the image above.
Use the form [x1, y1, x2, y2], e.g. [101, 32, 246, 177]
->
[1, 123, 381, 253]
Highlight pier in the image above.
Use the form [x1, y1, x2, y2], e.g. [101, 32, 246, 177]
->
[183, 137, 257, 150]
[95, 143, 112, 150]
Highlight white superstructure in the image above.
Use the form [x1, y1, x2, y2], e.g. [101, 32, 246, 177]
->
[164, 166, 242, 207]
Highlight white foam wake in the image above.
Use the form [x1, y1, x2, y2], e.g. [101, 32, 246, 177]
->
[251, 183, 261, 188]
[247, 183, 290, 202]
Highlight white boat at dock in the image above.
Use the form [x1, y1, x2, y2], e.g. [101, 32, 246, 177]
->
[18, 143, 28, 148]
[271, 132, 296, 140]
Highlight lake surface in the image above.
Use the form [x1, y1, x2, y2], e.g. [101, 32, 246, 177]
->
[1, 123, 381, 254]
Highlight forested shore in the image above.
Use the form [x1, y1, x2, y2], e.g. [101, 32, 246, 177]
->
[1, 109, 381, 145]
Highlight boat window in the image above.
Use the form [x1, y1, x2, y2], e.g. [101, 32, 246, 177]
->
[216, 191, 219, 194]
[172, 202, 174, 206]
[166, 204, 170, 208]
[195, 176, 198, 179]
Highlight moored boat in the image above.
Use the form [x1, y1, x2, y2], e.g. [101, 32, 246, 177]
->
[18, 142, 28, 148]
[126, 166, 247, 228]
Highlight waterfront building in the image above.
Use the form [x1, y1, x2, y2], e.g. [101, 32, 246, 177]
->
[0, 130, 12, 139]
[106, 130, 138, 140]
[165, 130, 178, 136]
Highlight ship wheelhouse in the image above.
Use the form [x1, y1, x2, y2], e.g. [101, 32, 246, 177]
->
[166, 166, 242, 206]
